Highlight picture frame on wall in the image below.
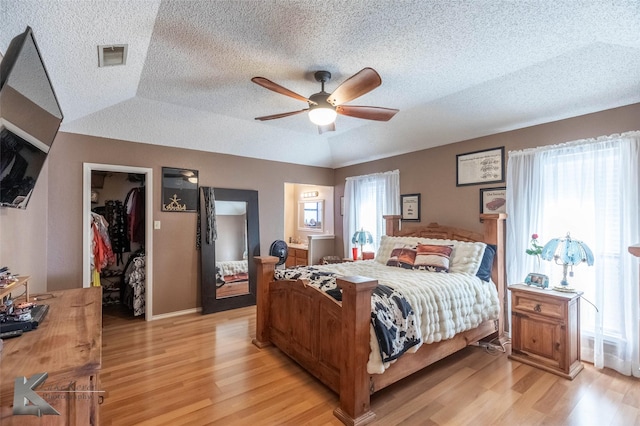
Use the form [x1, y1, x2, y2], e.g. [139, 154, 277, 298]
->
[480, 187, 506, 215]
[161, 167, 199, 212]
[401, 193, 420, 221]
[456, 147, 505, 186]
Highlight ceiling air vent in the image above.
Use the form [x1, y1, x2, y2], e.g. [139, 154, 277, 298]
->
[98, 44, 128, 67]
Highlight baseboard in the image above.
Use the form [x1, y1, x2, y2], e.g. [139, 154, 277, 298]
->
[150, 307, 201, 320]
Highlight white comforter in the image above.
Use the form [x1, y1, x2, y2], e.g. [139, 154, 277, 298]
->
[297, 260, 500, 374]
[216, 260, 248, 276]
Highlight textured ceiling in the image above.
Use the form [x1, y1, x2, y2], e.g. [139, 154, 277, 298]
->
[1, 1, 639, 168]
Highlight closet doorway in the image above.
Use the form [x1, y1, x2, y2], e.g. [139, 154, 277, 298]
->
[82, 163, 153, 320]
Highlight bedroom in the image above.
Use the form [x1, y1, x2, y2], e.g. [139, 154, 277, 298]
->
[1, 1, 639, 424]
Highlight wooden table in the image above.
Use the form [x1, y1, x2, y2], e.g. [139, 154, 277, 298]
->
[0, 275, 29, 303]
[0, 287, 102, 425]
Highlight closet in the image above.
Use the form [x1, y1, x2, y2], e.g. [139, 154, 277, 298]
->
[90, 171, 146, 316]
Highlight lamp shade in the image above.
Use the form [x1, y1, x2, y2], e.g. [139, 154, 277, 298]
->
[540, 233, 594, 266]
[352, 229, 374, 247]
[540, 232, 594, 290]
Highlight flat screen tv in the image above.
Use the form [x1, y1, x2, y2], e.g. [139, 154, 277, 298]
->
[0, 26, 63, 208]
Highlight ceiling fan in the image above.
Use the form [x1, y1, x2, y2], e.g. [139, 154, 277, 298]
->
[251, 68, 399, 134]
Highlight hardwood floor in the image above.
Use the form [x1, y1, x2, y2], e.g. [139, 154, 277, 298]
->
[101, 305, 640, 425]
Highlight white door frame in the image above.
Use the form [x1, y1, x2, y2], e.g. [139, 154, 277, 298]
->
[83, 163, 153, 320]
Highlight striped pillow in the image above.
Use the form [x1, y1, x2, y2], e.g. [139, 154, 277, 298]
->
[413, 244, 453, 272]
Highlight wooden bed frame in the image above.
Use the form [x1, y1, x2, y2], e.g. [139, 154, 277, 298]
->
[253, 213, 506, 425]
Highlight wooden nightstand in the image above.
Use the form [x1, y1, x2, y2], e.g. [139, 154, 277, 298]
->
[508, 284, 583, 379]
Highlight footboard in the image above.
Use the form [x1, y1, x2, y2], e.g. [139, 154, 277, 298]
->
[253, 257, 378, 424]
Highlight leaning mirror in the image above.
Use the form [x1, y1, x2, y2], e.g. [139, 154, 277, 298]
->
[199, 187, 259, 314]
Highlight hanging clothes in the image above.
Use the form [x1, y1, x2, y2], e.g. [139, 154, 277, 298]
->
[104, 199, 130, 265]
[123, 250, 145, 316]
[90, 212, 115, 283]
[125, 187, 145, 244]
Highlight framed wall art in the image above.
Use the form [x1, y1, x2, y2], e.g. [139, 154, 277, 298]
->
[401, 193, 421, 221]
[161, 167, 199, 212]
[456, 147, 505, 186]
[480, 187, 506, 215]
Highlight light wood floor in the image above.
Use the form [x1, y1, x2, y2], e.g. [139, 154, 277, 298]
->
[101, 305, 640, 426]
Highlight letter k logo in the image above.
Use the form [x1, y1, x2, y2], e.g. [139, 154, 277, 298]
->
[13, 373, 60, 416]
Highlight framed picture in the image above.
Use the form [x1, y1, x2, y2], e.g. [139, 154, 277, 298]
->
[401, 193, 420, 221]
[161, 167, 199, 212]
[340, 196, 344, 216]
[480, 187, 506, 215]
[456, 147, 505, 186]
[525, 272, 549, 289]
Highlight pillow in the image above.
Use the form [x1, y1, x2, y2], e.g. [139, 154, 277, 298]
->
[413, 244, 453, 272]
[386, 244, 417, 268]
[476, 243, 496, 281]
[376, 235, 487, 275]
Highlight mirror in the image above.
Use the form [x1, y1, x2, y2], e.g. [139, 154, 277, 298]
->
[200, 187, 259, 314]
[214, 200, 249, 299]
[298, 200, 324, 231]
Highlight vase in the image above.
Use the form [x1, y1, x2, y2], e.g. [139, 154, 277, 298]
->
[352, 247, 358, 261]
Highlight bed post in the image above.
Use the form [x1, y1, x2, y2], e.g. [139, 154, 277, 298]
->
[384, 214, 402, 236]
[252, 256, 278, 348]
[333, 276, 378, 426]
[480, 213, 507, 335]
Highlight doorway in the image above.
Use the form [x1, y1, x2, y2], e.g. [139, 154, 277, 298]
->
[82, 163, 153, 320]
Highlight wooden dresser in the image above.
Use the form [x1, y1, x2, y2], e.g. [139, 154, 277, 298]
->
[286, 246, 308, 267]
[0, 287, 102, 425]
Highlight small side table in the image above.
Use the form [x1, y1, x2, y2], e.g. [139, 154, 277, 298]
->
[0, 275, 30, 302]
[509, 284, 583, 379]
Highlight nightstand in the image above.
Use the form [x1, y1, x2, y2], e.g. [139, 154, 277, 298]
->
[508, 284, 583, 379]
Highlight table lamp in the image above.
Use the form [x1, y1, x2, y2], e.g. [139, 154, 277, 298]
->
[351, 228, 373, 260]
[540, 232, 594, 292]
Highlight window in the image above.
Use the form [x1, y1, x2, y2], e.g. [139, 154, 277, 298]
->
[343, 170, 400, 255]
[507, 131, 640, 376]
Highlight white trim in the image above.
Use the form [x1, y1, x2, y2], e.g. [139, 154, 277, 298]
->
[83, 163, 153, 321]
[0, 118, 50, 153]
[150, 307, 201, 321]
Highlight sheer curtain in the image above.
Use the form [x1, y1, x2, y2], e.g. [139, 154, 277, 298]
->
[343, 170, 400, 256]
[506, 131, 640, 376]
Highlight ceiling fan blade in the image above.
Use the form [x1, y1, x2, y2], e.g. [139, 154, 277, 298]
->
[327, 68, 382, 106]
[336, 105, 399, 121]
[318, 122, 335, 134]
[254, 109, 308, 121]
[251, 77, 311, 103]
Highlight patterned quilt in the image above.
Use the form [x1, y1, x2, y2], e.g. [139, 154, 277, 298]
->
[275, 260, 500, 374]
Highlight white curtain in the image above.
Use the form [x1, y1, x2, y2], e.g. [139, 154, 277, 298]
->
[343, 170, 400, 256]
[506, 131, 640, 376]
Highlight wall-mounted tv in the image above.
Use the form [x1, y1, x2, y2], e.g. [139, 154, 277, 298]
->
[0, 26, 63, 208]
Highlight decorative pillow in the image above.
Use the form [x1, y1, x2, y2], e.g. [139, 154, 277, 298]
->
[413, 244, 453, 272]
[476, 243, 496, 281]
[376, 235, 487, 275]
[386, 244, 417, 268]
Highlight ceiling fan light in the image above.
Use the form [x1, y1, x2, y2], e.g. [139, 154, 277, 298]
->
[308, 107, 337, 126]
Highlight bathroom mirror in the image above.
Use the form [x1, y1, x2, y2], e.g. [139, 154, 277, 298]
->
[298, 200, 323, 231]
[200, 187, 259, 314]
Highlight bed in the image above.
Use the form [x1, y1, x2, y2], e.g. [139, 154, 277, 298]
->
[253, 214, 506, 425]
[215, 259, 249, 287]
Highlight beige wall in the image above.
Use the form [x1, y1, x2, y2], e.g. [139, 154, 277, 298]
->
[2, 103, 637, 315]
[2, 132, 333, 315]
[0, 162, 48, 295]
[333, 103, 640, 255]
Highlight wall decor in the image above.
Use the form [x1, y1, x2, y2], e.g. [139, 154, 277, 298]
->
[456, 147, 504, 186]
[401, 193, 421, 221]
[480, 187, 506, 215]
[162, 167, 198, 212]
[340, 196, 344, 216]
